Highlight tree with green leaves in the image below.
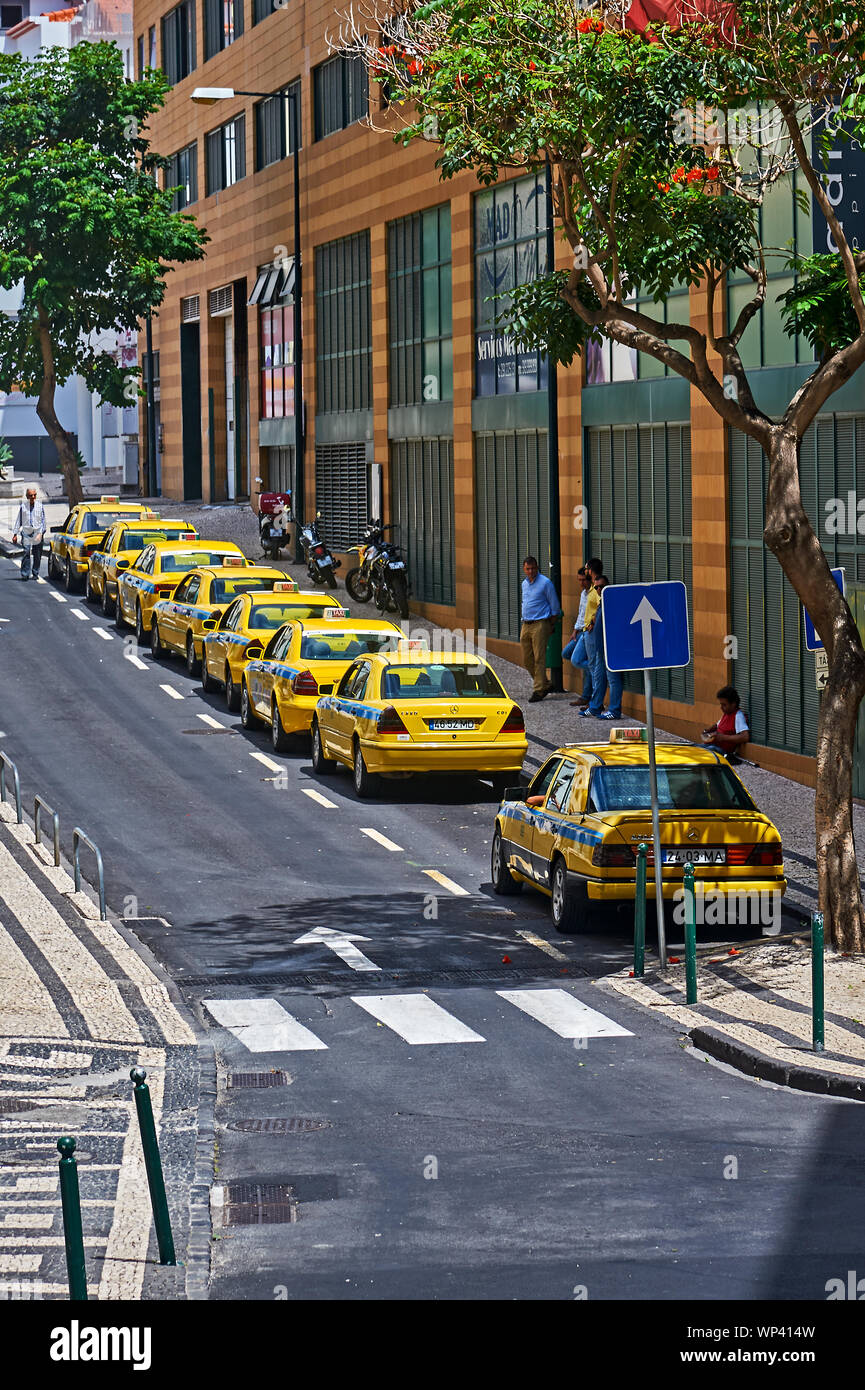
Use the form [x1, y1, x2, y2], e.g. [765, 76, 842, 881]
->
[338, 0, 865, 948]
[0, 42, 207, 504]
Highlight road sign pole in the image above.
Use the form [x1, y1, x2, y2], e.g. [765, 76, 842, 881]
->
[644, 669, 667, 969]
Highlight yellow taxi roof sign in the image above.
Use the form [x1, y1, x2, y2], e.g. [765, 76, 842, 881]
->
[273, 580, 299, 592]
[99, 495, 120, 503]
[323, 606, 349, 618]
[221, 555, 245, 567]
[610, 727, 648, 742]
[143, 509, 160, 519]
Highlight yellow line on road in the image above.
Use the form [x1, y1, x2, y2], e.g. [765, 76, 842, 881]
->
[515, 929, 569, 961]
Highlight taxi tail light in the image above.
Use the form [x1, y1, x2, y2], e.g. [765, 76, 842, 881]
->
[501, 705, 525, 734]
[728, 843, 783, 866]
[156, 586, 174, 597]
[592, 843, 635, 868]
[291, 669, 319, 696]
[378, 705, 408, 734]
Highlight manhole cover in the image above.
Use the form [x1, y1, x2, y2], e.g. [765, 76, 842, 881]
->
[228, 1072, 290, 1089]
[225, 1182, 296, 1225]
[182, 728, 238, 735]
[226, 1117, 331, 1134]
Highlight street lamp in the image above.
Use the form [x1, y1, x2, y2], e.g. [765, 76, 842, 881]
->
[191, 86, 304, 560]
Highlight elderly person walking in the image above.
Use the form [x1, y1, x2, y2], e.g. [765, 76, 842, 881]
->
[11, 488, 47, 581]
[520, 555, 561, 703]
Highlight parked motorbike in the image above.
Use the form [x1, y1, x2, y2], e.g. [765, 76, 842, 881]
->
[299, 512, 340, 589]
[257, 490, 293, 561]
[345, 519, 409, 619]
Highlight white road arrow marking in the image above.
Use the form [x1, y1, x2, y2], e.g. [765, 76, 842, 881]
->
[293, 925, 381, 972]
[630, 595, 663, 660]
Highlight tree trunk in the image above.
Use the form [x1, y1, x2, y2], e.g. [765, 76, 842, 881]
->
[35, 303, 83, 505]
[764, 431, 865, 951]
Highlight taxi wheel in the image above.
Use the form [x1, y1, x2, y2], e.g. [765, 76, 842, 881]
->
[135, 605, 147, 647]
[353, 739, 380, 798]
[201, 654, 218, 693]
[47, 551, 57, 581]
[225, 669, 240, 710]
[550, 857, 585, 934]
[311, 721, 336, 774]
[114, 596, 127, 629]
[240, 682, 260, 729]
[84, 572, 95, 604]
[491, 827, 522, 896]
[185, 635, 201, 677]
[150, 620, 166, 660]
[64, 557, 79, 593]
[101, 584, 115, 618]
[271, 701, 294, 754]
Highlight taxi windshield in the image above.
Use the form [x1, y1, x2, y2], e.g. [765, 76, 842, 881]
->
[299, 630, 398, 660]
[249, 603, 324, 630]
[121, 529, 193, 549]
[157, 552, 245, 574]
[80, 511, 141, 532]
[587, 765, 756, 813]
[382, 663, 504, 699]
[210, 576, 278, 603]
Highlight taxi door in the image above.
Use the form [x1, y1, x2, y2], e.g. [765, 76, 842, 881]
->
[529, 758, 579, 889]
[503, 756, 562, 880]
[163, 574, 202, 650]
[248, 626, 291, 716]
[89, 526, 115, 594]
[205, 598, 243, 679]
[323, 661, 371, 760]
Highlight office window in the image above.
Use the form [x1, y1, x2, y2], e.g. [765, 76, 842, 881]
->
[255, 82, 300, 171]
[388, 205, 452, 406]
[253, 0, 276, 20]
[313, 54, 368, 140]
[474, 172, 548, 395]
[137, 34, 144, 79]
[149, 25, 157, 67]
[586, 288, 691, 384]
[161, 1, 196, 85]
[205, 115, 246, 194]
[165, 144, 198, 212]
[315, 231, 372, 413]
[1, 6, 23, 28]
[204, 0, 243, 61]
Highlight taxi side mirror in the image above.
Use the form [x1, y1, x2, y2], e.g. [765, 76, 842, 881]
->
[51, 526, 64, 533]
[202, 618, 218, 631]
[115, 559, 130, 570]
[503, 786, 527, 802]
[245, 643, 264, 659]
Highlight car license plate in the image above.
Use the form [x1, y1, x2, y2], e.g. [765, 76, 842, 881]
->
[429, 719, 474, 731]
[663, 847, 726, 865]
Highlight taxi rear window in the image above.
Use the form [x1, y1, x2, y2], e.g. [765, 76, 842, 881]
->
[381, 663, 504, 699]
[249, 603, 326, 630]
[80, 511, 143, 533]
[587, 765, 756, 813]
[210, 576, 278, 603]
[299, 631, 398, 661]
[158, 551, 246, 574]
[120, 529, 193, 550]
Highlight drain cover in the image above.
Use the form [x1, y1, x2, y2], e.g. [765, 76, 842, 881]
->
[227, 1117, 330, 1134]
[182, 728, 238, 735]
[225, 1182, 296, 1225]
[228, 1072, 290, 1089]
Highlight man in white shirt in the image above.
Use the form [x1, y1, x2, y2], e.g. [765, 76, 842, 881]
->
[11, 488, 47, 580]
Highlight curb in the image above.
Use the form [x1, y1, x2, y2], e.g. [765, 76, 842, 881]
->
[689, 1025, 865, 1102]
[185, 1040, 217, 1300]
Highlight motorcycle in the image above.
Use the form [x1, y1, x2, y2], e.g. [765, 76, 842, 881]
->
[345, 519, 409, 619]
[256, 490, 293, 561]
[299, 512, 339, 589]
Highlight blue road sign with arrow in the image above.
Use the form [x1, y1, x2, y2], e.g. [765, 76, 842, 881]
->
[803, 567, 845, 653]
[601, 580, 691, 672]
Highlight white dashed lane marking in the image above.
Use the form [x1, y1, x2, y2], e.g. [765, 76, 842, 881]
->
[49, 593, 67, 604]
[159, 684, 184, 700]
[423, 869, 470, 896]
[92, 628, 113, 642]
[70, 609, 88, 621]
[249, 751, 281, 772]
[360, 828, 403, 852]
[301, 787, 337, 809]
[197, 713, 227, 729]
[124, 653, 148, 670]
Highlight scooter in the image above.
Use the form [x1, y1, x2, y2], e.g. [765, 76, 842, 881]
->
[257, 490, 292, 560]
[299, 512, 339, 588]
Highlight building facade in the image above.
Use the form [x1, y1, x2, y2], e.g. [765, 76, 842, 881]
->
[133, 0, 865, 790]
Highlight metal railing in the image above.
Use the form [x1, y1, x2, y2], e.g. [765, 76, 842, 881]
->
[0, 751, 22, 823]
[72, 827, 106, 920]
[34, 794, 60, 866]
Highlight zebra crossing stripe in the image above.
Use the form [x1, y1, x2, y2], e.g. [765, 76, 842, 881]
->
[351, 994, 485, 1045]
[496, 988, 633, 1039]
[204, 998, 327, 1052]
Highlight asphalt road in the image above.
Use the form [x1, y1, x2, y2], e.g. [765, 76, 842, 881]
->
[1, 558, 863, 1302]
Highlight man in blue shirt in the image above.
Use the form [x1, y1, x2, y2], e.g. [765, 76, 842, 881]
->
[520, 555, 560, 702]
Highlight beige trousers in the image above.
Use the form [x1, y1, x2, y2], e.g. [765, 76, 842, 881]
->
[520, 618, 554, 694]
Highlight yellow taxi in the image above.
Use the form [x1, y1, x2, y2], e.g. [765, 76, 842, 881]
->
[150, 566, 292, 676]
[240, 617, 403, 753]
[491, 735, 785, 932]
[201, 592, 351, 709]
[116, 540, 247, 645]
[47, 497, 154, 592]
[86, 518, 199, 616]
[311, 648, 528, 797]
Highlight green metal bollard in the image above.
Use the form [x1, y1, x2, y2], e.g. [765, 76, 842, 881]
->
[130, 1067, 176, 1265]
[634, 843, 647, 977]
[683, 864, 698, 1005]
[811, 912, 825, 1053]
[57, 1136, 87, 1301]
